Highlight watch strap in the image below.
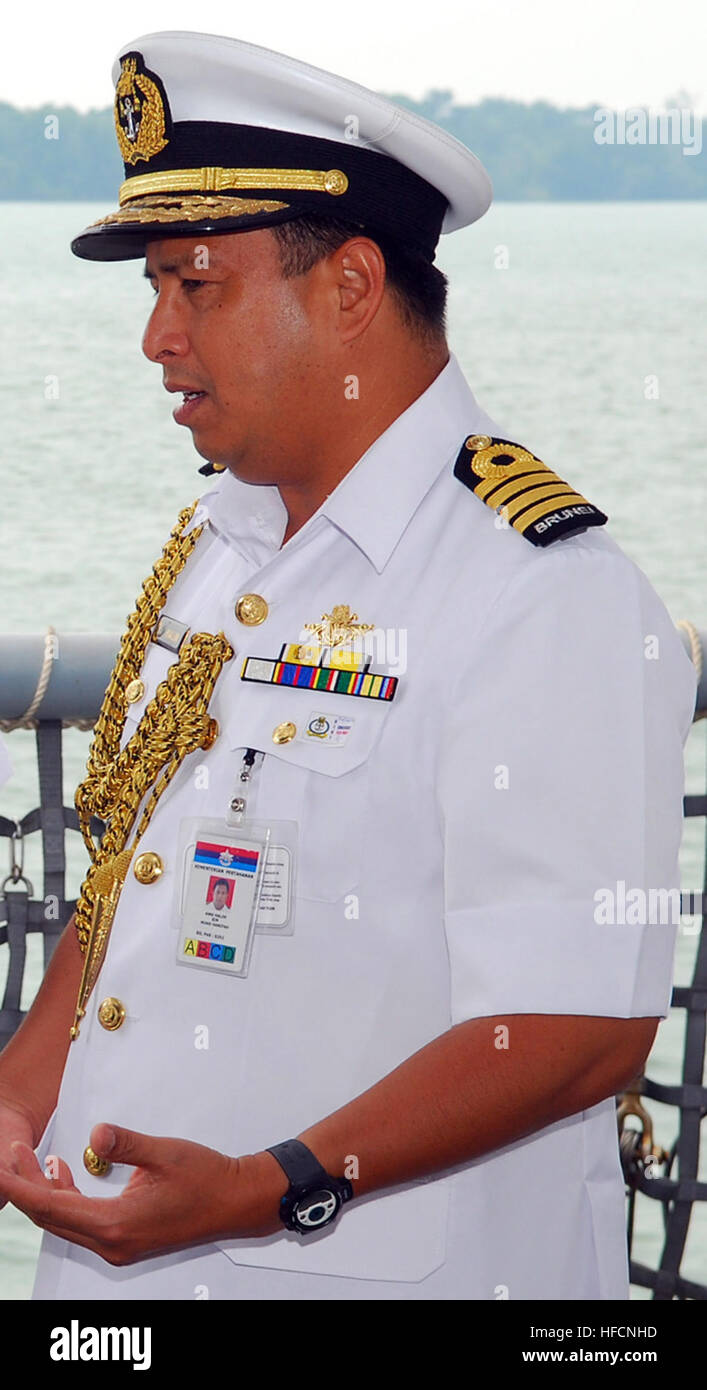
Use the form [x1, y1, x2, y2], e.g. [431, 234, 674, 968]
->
[266, 1138, 339, 1188]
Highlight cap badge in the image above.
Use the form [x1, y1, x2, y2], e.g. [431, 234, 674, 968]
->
[114, 51, 171, 166]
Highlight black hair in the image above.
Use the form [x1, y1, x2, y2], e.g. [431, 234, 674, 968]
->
[212, 879, 230, 891]
[270, 214, 448, 340]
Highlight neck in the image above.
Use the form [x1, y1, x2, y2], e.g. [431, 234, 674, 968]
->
[279, 342, 449, 547]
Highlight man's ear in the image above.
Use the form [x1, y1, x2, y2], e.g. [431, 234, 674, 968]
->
[334, 238, 387, 343]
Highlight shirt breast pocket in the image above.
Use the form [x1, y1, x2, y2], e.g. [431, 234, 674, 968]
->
[229, 688, 393, 903]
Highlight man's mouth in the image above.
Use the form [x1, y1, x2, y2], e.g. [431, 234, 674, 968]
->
[171, 389, 209, 426]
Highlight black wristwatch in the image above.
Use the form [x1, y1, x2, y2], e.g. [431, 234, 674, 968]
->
[266, 1139, 354, 1235]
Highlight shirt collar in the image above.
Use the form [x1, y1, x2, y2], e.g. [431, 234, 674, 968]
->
[318, 352, 495, 572]
[197, 352, 495, 573]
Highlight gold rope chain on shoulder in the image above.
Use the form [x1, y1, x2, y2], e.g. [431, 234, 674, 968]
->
[73, 501, 234, 954]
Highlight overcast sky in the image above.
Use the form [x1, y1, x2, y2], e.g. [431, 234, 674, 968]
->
[1, 0, 705, 112]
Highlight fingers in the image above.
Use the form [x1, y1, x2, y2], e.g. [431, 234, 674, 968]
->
[9, 1144, 76, 1192]
[9, 1143, 43, 1180]
[89, 1122, 165, 1170]
[0, 1163, 55, 1226]
[0, 1163, 118, 1239]
[0, 1137, 153, 1264]
[41, 1153, 76, 1191]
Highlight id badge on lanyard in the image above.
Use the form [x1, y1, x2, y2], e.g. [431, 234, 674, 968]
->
[173, 749, 298, 978]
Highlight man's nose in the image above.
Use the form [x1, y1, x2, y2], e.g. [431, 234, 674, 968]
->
[141, 296, 190, 362]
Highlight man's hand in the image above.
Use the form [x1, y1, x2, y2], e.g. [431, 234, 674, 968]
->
[0, 1123, 287, 1265]
[0, 1097, 36, 1213]
[0, 1013, 657, 1264]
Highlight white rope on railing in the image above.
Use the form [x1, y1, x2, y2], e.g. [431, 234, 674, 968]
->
[0, 628, 95, 733]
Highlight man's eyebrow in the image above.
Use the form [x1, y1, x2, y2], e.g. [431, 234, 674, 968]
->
[143, 261, 178, 279]
[143, 257, 224, 279]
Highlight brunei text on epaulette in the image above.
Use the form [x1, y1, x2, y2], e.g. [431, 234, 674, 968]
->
[454, 434, 608, 546]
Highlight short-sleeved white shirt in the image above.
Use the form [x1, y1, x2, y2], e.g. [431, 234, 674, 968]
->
[34, 353, 696, 1301]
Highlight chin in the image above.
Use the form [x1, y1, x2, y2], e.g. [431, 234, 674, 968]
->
[230, 463, 289, 487]
[210, 457, 284, 487]
[192, 436, 284, 488]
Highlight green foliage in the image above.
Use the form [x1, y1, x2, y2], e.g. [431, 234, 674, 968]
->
[387, 93, 707, 199]
[0, 103, 122, 199]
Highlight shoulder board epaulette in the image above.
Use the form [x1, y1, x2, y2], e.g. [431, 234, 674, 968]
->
[453, 434, 608, 546]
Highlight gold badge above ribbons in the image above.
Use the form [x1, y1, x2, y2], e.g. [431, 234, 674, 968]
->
[304, 605, 374, 649]
[114, 52, 171, 166]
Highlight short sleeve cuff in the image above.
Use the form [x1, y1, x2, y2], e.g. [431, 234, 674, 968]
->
[445, 899, 677, 1023]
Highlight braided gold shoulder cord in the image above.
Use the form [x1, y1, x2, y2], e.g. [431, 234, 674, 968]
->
[70, 500, 234, 1039]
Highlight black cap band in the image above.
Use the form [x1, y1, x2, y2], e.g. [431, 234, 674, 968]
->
[72, 122, 449, 262]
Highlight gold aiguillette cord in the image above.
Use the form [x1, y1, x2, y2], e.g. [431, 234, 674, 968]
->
[70, 848, 134, 1040]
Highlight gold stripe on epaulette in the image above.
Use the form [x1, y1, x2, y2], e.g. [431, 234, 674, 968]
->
[514, 494, 593, 532]
[501, 483, 581, 521]
[479, 470, 563, 508]
[474, 462, 549, 502]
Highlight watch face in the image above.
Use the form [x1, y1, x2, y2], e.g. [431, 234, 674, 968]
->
[294, 1188, 339, 1229]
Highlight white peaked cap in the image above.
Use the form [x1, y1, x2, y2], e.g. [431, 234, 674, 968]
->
[72, 30, 493, 262]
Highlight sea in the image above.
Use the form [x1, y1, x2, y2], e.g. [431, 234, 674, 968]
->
[0, 201, 705, 1299]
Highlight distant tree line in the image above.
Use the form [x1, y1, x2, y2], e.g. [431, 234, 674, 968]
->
[0, 93, 704, 200]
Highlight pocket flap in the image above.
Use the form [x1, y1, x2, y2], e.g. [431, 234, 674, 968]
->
[215, 1177, 449, 1283]
[224, 677, 394, 778]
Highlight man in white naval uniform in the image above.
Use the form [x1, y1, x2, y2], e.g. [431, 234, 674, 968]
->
[0, 33, 697, 1300]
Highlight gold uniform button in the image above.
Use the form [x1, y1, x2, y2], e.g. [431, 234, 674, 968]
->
[273, 721, 297, 745]
[324, 168, 348, 195]
[83, 1145, 111, 1177]
[133, 850, 164, 885]
[97, 997, 126, 1031]
[465, 434, 492, 451]
[235, 593, 269, 625]
[125, 677, 145, 704]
